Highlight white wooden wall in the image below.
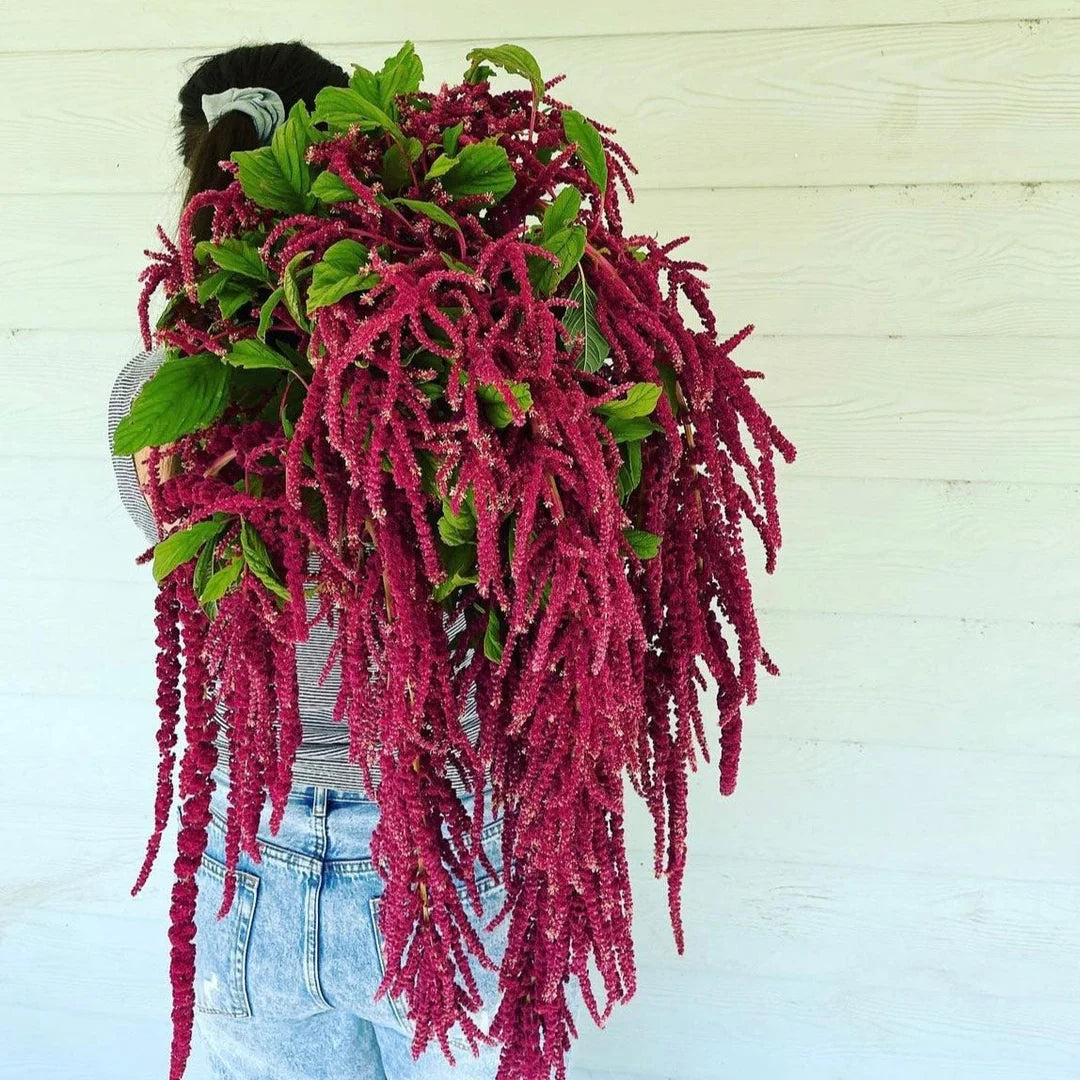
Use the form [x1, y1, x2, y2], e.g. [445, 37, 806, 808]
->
[3, 5, 1078, 1078]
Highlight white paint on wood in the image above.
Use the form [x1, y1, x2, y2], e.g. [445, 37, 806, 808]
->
[3, 8, 1079, 1080]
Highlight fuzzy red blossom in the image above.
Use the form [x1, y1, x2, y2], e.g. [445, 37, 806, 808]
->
[125, 47, 796, 1080]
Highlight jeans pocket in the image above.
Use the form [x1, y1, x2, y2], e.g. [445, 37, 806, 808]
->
[192, 843, 260, 1018]
[371, 819, 507, 1050]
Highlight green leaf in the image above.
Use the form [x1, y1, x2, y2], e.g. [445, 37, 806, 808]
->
[541, 185, 582, 240]
[437, 491, 476, 546]
[617, 438, 643, 501]
[624, 528, 661, 559]
[432, 540, 478, 602]
[438, 251, 474, 274]
[656, 360, 681, 415]
[602, 415, 664, 443]
[425, 152, 459, 181]
[230, 102, 317, 214]
[561, 108, 608, 194]
[562, 266, 610, 373]
[376, 41, 424, 115]
[465, 63, 497, 84]
[311, 86, 405, 145]
[199, 555, 244, 603]
[483, 605, 505, 663]
[311, 170, 357, 203]
[112, 352, 230, 455]
[223, 337, 299, 374]
[257, 286, 284, 341]
[282, 249, 311, 333]
[194, 238, 269, 282]
[595, 381, 663, 420]
[438, 138, 516, 202]
[192, 532, 217, 598]
[465, 44, 544, 102]
[322, 238, 369, 270]
[392, 197, 462, 234]
[152, 518, 228, 583]
[477, 380, 532, 428]
[219, 279, 259, 320]
[239, 520, 292, 603]
[381, 142, 411, 193]
[306, 240, 380, 313]
[530, 224, 586, 296]
[442, 121, 463, 156]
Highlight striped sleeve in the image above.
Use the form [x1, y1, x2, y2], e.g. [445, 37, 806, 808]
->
[106, 348, 166, 547]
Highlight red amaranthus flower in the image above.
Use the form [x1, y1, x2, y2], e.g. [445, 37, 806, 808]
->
[115, 41, 797, 1080]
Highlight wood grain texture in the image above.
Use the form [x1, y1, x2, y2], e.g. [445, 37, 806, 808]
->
[6, 19, 1080, 194]
[8, 330, 1080, 484]
[5, 9, 1080, 1080]
[6, 3, 1080, 51]
[6, 182, 1079, 336]
[4, 464, 1077, 625]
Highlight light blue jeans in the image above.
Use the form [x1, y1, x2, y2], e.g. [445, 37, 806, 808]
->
[186, 761, 531, 1079]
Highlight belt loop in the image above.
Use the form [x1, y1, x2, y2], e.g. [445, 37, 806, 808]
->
[312, 786, 327, 820]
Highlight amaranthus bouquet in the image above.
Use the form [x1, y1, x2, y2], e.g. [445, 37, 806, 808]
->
[115, 41, 796, 1080]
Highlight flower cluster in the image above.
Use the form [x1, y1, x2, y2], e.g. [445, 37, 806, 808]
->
[119, 42, 796, 1080]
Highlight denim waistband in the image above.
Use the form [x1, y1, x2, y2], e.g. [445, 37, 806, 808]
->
[199, 761, 502, 867]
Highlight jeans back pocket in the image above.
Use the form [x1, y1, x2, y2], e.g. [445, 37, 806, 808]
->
[193, 847, 260, 1017]
[370, 819, 507, 1051]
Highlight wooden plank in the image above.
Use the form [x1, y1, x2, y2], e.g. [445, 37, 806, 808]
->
[12, 330, 1078, 485]
[5, 459, 1076, 622]
[4, 607, 1078, 766]
[565, 971, 1080, 1079]
[622, 734, 1080, 884]
[7, 20, 1080, 194]
[745, 613, 1080, 758]
[7, 4, 1080, 52]
[5, 183, 1079, 336]
[741, 335, 1080, 485]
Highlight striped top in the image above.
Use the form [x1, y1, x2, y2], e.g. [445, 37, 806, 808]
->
[107, 348, 481, 795]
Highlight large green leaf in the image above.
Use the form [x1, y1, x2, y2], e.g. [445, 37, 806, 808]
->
[617, 438, 643, 501]
[561, 108, 608, 194]
[194, 238, 269, 282]
[223, 337, 299, 374]
[311, 170, 357, 204]
[601, 415, 664, 443]
[595, 381, 663, 420]
[152, 517, 229, 583]
[477, 380, 532, 427]
[282, 249, 311, 333]
[393, 197, 462, 234]
[464, 44, 544, 102]
[483, 605, 505, 663]
[311, 86, 406, 145]
[198, 555, 244, 603]
[529, 224, 586, 296]
[239, 520, 292, 603]
[562, 266, 610, 373]
[112, 352, 230, 454]
[437, 486, 476, 546]
[438, 138, 516, 201]
[624, 528, 661, 559]
[541, 185, 582, 239]
[231, 102, 317, 214]
[306, 239, 380, 313]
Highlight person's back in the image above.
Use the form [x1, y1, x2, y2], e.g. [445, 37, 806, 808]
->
[105, 42, 555, 1080]
[108, 344, 480, 796]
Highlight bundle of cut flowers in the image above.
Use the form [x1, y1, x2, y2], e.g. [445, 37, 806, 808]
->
[115, 40, 797, 1080]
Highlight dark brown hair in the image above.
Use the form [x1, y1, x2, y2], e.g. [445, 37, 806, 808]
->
[177, 41, 349, 242]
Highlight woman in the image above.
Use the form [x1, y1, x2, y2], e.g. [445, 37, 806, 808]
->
[108, 41, 516, 1080]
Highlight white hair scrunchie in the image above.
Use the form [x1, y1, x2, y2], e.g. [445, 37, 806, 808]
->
[200, 85, 286, 145]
